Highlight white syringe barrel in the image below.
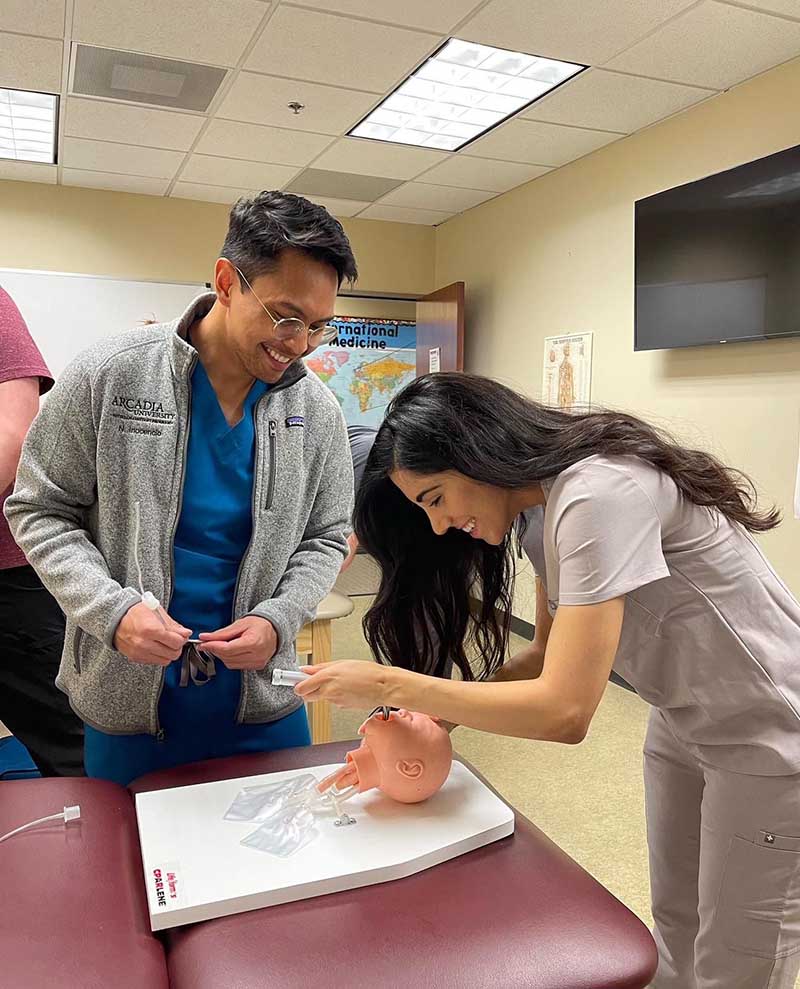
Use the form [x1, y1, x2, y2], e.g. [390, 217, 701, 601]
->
[272, 669, 310, 687]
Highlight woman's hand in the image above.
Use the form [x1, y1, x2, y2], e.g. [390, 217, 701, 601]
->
[490, 643, 546, 682]
[295, 660, 401, 710]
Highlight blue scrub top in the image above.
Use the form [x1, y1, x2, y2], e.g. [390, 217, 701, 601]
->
[84, 359, 310, 785]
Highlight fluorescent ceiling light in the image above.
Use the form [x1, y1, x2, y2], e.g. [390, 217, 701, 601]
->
[0, 89, 58, 164]
[349, 38, 584, 152]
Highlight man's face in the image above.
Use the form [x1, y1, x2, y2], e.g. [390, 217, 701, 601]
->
[218, 248, 338, 384]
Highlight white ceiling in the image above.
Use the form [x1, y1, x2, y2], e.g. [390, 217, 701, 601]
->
[1, 0, 799, 225]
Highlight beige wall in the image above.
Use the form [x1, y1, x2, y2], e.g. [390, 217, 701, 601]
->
[0, 181, 436, 296]
[435, 56, 800, 618]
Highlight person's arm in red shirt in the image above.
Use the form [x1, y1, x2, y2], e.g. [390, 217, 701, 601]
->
[0, 377, 40, 493]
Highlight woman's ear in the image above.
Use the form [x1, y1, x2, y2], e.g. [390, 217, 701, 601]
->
[396, 759, 424, 780]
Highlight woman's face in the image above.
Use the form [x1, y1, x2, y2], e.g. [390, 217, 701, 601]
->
[390, 468, 519, 545]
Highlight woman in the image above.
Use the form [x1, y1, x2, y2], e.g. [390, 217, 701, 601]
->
[296, 372, 800, 989]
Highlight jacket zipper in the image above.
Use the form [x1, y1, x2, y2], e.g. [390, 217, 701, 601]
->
[265, 419, 277, 510]
[154, 352, 197, 739]
[232, 373, 297, 725]
[73, 626, 83, 673]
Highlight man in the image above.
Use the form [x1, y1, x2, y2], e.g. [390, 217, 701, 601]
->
[0, 286, 84, 776]
[6, 192, 357, 785]
[341, 423, 378, 571]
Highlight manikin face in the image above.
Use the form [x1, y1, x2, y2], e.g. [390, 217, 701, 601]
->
[391, 468, 520, 547]
[350, 709, 453, 804]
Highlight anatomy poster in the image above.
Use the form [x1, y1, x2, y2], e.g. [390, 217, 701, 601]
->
[542, 332, 593, 410]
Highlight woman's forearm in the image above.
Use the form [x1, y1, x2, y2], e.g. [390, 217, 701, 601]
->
[492, 641, 545, 682]
[385, 667, 586, 743]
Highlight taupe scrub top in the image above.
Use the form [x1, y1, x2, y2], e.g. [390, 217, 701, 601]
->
[520, 455, 800, 776]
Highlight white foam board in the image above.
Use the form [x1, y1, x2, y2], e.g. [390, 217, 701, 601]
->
[135, 761, 515, 930]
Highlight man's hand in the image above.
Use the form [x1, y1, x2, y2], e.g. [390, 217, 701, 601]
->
[198, 616, 278, 670]
[114, 602, 191, 665]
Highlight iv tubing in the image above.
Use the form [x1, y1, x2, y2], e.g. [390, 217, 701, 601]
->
[0, 806, 81, 844]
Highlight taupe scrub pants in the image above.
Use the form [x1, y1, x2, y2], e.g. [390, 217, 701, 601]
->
[645, 709, 800, 988]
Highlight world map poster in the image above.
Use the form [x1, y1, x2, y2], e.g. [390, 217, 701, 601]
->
[305, 316, 417, 426]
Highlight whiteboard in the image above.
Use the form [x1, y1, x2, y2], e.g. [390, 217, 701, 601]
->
[0, 268, 207, 380]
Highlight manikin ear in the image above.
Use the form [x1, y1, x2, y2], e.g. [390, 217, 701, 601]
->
[396, 759, 424, 780]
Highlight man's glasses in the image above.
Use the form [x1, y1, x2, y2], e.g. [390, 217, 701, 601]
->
[231, 263, 338, 346]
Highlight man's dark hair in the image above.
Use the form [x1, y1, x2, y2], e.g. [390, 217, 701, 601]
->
[221, 190, 358, 287]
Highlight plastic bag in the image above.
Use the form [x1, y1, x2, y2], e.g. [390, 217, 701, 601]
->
[240, 806, 317, 857]
[223, 774, 318, 823]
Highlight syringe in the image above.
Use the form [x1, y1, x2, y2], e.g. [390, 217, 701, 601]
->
[272, 669, 311, 687]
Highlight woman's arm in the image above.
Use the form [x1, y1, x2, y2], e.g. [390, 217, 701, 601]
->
[297, 596, 625, 743]
[492, 577, 553, 682]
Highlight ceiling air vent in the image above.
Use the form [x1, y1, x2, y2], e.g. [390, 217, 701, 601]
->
[71, 44, 227, 113]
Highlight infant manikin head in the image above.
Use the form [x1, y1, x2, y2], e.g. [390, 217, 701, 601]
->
[319, 709, 452, 804]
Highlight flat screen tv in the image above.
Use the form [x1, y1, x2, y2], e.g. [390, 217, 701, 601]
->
[634, 143, 800, 351]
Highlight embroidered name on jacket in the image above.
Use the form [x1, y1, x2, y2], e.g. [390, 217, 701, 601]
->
[111, 395, 177, 434]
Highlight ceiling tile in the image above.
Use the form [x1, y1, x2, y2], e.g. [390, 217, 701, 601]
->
[312, 138, 446, 180]
[72, 0, 267, 67]
[217, 74, 378, 135]
[417, 155, 550, 192]
[179, 155, 299, 189]
[246, 7, 441, 92]
[0, 159, 57, 184]
[525, 68, 713, 133]
[0, 32, 62, 93]
[171, 182, 253, 204]
[458, 0, 697, 64]
[195, 120, 333, 167]
[729, 0, 800, 18]
[65, 98, 204, 151]
[0, 1, 65, 39]
[468, 118, 623, 166]
[289, 0, 482, 33]
[302, 195, 372, 217]
[358, 203, 453, 225]
[61, 169, 170, 196]
[380, 182, 494, 211]
[606, 1, 800, 90]
[61, 137, 185, 178]
[286, 168, 402, 200]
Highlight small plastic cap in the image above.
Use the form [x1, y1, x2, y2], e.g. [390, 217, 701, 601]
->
[272, 669, 310, 686]
[142, 591, 159, 611]
[63, 805, 81, 822]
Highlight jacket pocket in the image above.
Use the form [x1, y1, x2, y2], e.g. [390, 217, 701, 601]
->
[717, 833, 800, 959]
[73, 625, 83, 673]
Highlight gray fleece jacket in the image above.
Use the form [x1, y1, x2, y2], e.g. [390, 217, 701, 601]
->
[5, 293, 353, 735]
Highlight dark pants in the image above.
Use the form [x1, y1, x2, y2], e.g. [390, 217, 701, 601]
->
[0, 564, 84, 776]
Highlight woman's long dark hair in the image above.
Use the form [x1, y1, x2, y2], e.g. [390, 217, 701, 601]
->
[354, 373, 780, 681]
